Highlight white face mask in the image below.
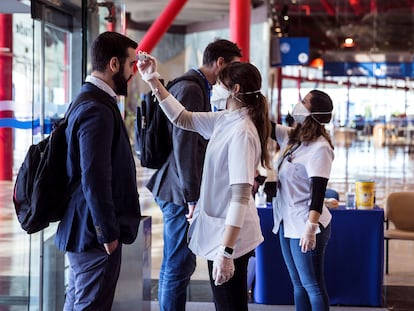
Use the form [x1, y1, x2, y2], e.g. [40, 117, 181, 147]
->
[292, 101, 311, 124]
[211, 84, 231, 111]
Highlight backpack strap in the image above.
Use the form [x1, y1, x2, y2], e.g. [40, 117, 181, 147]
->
[63, 92, 92, 123]
[62, 91, 121, 139]
[166, 74, 209, 106]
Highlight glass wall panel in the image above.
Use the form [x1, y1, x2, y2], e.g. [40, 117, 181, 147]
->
[28, 19, 72, 311]
[0, 12, 33, 311]
[8, 1, 83, 309]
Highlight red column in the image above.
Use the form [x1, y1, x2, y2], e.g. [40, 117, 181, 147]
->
[106, 5, 115, 31]
[276, 67, 282, 124]
[138, 0, 188, 53]
[230, 0, 251, 62]
[0, 14, 13, 181]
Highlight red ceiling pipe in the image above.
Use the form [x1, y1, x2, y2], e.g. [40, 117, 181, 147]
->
[349, 0, 363, 16]
[0, 14, 13, 180]
[299, 5, 311, 16]
[230, 0, 250, 62]
[321, 0, 336, 16]
[137, 0, 188, 53]
[371, 0, 377, 13]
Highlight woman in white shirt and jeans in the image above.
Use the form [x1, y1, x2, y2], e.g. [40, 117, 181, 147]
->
[273, 90, 334, 311]
[138, 55, 272, 311]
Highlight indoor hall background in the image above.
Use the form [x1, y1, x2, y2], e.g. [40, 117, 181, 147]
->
[136, 133, 414, 311]
[1, 127, 414, 310]
[2, 0, 414, 310]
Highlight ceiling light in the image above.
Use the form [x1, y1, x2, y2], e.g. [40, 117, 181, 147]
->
[342, 37, 355, 48]
[310, 57, 324, 69]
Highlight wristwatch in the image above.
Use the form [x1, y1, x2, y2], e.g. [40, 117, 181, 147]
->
[218, 245, 234, 258]
[224, 246, 234, 256]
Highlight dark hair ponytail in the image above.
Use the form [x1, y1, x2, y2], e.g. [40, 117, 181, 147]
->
[218, 62, 272, 168]
[246, 93, 272, 168]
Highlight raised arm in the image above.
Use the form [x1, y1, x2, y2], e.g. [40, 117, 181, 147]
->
[137, 52, 195, 129]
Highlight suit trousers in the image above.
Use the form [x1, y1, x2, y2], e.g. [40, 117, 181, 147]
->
[64, 244, 122, 311]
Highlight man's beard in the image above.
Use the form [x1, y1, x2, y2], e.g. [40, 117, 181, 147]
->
[113, 69, 130, 96]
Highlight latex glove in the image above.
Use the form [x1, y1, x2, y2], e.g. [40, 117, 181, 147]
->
[299, 220, 319, 253]
[212, 247, 235, 286]
[137, 51, 160, 81]
[186, 203, 196, 224]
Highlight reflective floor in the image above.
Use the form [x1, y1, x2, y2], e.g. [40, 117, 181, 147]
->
[1, 133, 414, 310]
[142, 135, 414, 286]
[140, 135, 414, 311]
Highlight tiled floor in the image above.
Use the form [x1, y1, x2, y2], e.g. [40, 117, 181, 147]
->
[1, 133, 414, 310]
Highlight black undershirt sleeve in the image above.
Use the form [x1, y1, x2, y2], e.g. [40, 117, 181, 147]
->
[310, 177, 329, 214]
[271, 121, 276, 141]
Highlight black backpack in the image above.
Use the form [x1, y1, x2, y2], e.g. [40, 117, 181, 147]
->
[13, 93, 119, 234]
[135, 75, 205, 169]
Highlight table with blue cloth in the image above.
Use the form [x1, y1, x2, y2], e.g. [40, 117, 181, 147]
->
[253, 204, 384, 306]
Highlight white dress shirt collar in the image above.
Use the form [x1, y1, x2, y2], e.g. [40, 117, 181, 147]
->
[85, 75, 117, 99]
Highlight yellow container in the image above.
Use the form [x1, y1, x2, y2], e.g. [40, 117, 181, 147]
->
[355, 181, 375, 209]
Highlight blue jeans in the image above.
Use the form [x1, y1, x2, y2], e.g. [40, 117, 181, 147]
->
[156, 198, 196, 311]
[279, 222, 331, 311]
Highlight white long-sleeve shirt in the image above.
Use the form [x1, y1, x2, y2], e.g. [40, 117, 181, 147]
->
[160, 94, 264, 260]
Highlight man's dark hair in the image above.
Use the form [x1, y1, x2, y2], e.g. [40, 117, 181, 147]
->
[202, 38, 242, 66]
[90, 31, 138, 72]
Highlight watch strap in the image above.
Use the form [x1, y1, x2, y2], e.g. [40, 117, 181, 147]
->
[218, 245, 234, 258]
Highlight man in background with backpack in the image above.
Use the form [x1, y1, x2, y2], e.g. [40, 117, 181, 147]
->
[55, 32, 141, 310]
[145, 39, 242, 311]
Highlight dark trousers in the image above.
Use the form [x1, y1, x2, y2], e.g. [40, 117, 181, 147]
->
[64, 244, 122, 311]
[207, 251, 253, 311]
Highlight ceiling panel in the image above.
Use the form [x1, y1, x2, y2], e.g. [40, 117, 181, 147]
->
[2, 0, 414, 58]
[0, 0, 30, 13]
[127, 0, 230, 25]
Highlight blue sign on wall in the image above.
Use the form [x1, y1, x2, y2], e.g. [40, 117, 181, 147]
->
[324, 61, 412, 78]
[276, 37, 310, 66]
[373, 62, 411, 78]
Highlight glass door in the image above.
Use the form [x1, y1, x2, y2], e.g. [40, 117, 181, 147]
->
[29, 23, 71, 311]
[0, 5, 80, 310]
[28, 2, 82, 310]
[5, 0, 115, 309]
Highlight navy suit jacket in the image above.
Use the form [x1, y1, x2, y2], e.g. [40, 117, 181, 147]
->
[55, 82, 141, 252]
